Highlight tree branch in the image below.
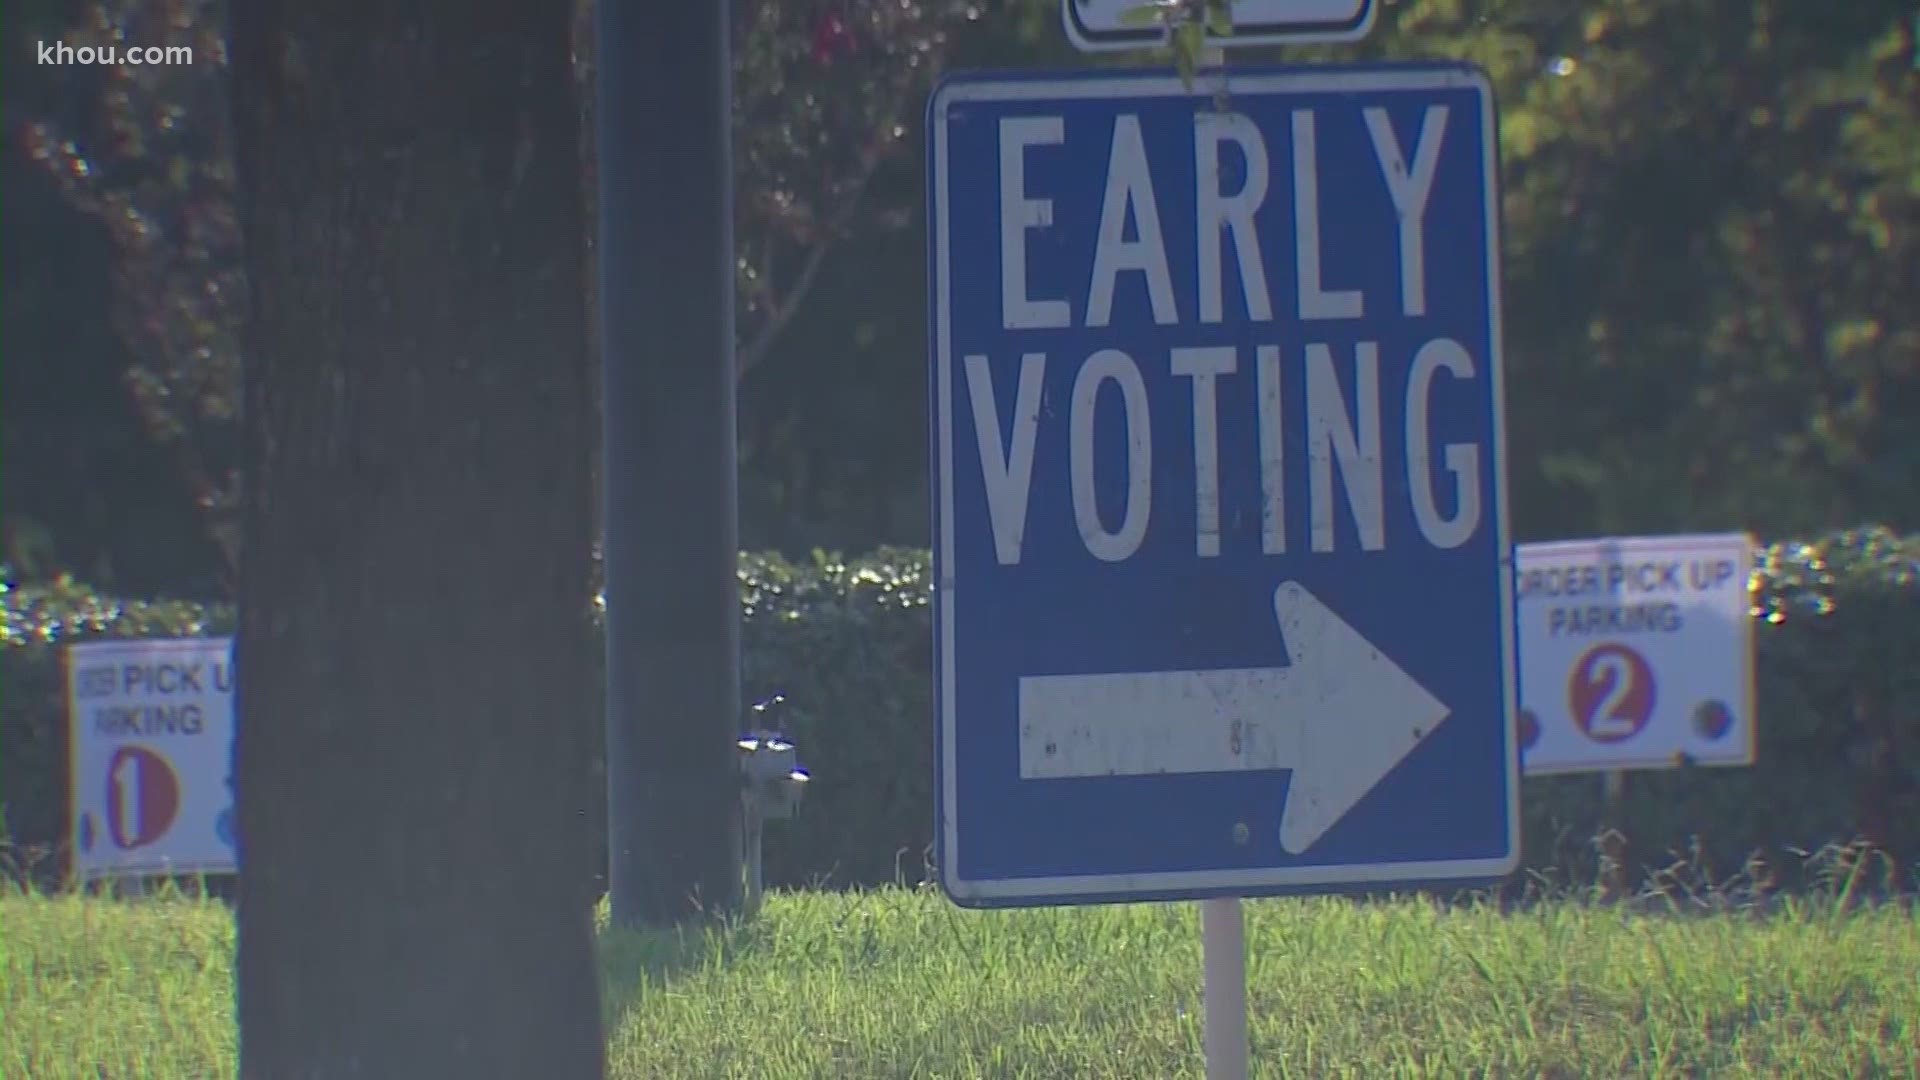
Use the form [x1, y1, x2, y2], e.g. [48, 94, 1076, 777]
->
[735, 58, 927, 380]
[738, 221, 835, 380]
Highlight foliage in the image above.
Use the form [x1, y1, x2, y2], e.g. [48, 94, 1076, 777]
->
[728, 0, 1920, 554]
[16, 1, 243, 583]
[15, 1, 1917, 571]
[16, 0, 982, 580]
[7, 530, 1916, 895]
[6, 884, 1919, 1077]
[1347, 0, 1920, 541]
[733, 547, 935, 888]
[724, 0, 982, 378]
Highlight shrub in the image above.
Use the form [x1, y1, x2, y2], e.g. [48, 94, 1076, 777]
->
[5, 529, 1915, 894]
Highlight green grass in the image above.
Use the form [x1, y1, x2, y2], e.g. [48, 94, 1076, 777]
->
[4, 883, 1917, 1078]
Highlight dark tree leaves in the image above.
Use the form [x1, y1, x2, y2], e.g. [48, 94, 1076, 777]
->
[26, 0, 983, 574]
[726, 0, 982, 375]
[18, 0, 243, 582]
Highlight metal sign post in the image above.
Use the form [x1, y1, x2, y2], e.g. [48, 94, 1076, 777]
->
[1063, 0, 1377, 52]
[1201, 893, 1249, 1080]
[926, 53, 1515, 1080]
[1189, 44, 1250, 1080]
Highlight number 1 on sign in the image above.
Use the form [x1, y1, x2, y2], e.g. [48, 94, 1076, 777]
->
[112, 752, 141, 848]
[104, 745, 180, 851]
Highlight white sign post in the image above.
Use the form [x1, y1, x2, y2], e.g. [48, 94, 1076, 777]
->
[1514, 533, 1757, 774]
[1045, 8, 1400, 1074]
[66, 637, 238, 883]
[1043, 5, 1453, 1070]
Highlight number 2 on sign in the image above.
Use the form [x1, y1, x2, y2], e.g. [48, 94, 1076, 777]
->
[1568, 643, 1656, 744]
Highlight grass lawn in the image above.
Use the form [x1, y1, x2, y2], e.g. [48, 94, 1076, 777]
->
[3, 883, 1916, 1078]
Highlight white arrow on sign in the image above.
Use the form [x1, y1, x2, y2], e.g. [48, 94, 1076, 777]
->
[1017, 581, 1450, 855]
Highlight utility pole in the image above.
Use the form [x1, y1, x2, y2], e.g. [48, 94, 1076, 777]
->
[595, 0, 743, 927]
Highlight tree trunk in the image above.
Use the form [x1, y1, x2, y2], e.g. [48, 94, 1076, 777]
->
[227, 3, 604, 1077]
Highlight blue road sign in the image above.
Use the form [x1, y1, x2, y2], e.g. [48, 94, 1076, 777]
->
[927, 62, 1518, 907]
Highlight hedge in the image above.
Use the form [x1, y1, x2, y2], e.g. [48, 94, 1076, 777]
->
[5, 528, 1916, 895]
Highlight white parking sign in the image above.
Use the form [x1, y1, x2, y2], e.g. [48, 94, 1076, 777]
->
[1514, 534, 1757, 775]
[67, 637, 238, 879]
